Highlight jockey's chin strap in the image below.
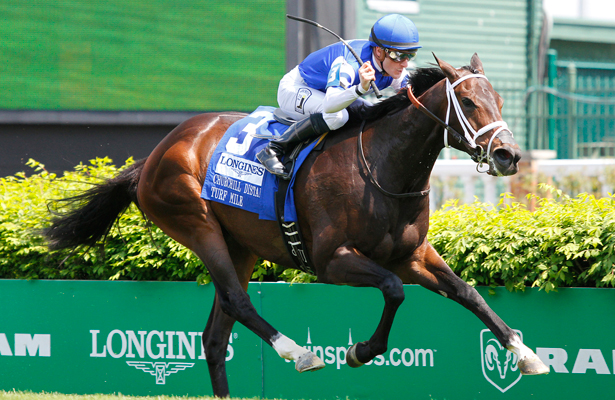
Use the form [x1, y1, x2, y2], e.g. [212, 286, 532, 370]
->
[407, 73, 514, 173]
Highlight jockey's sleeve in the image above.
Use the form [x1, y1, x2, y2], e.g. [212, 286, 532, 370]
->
[322, 85, 365, 114]
[322, 57, 366, 113]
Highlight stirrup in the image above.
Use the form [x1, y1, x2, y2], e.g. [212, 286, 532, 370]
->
[256, 147, 291, 180]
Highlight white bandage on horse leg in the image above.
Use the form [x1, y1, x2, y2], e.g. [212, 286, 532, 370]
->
[271, 333, 309, 361]
[506, 334, 533, 361]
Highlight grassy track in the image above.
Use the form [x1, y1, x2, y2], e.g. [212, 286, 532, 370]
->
[0, 392, 282, 400]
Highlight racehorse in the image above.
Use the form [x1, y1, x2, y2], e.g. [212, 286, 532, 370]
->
[44, 54, 549, 397]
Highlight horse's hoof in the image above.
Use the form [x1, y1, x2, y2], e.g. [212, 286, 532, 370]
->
[295, 351, 325, 373]
[518, 354, 550, 375]
[346, 343, 365, 368]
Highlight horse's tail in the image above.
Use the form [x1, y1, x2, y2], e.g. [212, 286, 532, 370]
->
[44, 158, 147, 251]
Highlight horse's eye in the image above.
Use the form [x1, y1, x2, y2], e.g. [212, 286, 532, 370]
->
[462, 98, 476, 109]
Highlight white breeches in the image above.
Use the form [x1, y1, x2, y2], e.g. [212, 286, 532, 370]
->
[277, 67, 349, 131]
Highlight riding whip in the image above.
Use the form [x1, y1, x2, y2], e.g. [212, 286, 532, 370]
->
[287, 14, 383, 98]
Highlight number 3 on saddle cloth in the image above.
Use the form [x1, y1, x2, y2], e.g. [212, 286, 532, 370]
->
[200, 106, 324, 273]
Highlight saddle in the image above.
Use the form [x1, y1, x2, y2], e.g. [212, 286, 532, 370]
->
[272, 108, 297, 125]
[201, 106, 323, 275]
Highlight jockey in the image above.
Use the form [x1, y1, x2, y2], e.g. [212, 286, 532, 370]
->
[257, 13, 421, 178]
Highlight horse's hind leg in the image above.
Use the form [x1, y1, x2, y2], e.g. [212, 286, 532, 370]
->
[406, 241, 549, 375]
[144, 202, 324, 396]
[189, 219, 324, 374]
[203, 294, 235, 397]
[202, 240, 255, 397]
[139, 158, 323, 397]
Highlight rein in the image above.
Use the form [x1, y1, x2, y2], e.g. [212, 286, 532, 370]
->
[357, 73, 513, 198]
[407, 74, 513, 173]
[357, 120, 431, 199]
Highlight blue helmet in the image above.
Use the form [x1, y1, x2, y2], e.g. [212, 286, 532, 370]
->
[369, 14, 421, 51]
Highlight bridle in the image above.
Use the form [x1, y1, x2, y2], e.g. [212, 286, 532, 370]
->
[358, 72, 513, 199]
[407, 73, 513, 173]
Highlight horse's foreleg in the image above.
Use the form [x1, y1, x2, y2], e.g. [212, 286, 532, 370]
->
[407, 241, 549, 375]
[321, 245, 405, 367]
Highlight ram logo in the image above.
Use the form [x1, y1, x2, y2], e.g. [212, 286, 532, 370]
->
[480, 329, 522, 393]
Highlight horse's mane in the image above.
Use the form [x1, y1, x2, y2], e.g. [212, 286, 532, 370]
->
[361, 65, 474, 122]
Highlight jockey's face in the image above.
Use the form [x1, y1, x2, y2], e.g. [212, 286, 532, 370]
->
[374, 47, 409, 79]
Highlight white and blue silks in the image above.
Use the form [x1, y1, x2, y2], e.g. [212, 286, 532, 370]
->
[200, 106, 321, 222]
[298, 39, 408, 93]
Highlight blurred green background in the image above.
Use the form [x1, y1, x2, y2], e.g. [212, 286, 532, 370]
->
[0, 0, 285, 111]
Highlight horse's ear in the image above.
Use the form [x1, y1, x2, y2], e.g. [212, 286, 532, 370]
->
[470, 53, 485, 74]
[432, 52, 459, 82]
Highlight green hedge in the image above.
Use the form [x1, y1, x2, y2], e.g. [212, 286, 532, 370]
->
[1, 159, 614, 291]
[0, 158, 311, 285]
[428, 188, 615, 292]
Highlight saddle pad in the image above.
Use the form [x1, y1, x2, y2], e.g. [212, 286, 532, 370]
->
[200, 106, 320, 221]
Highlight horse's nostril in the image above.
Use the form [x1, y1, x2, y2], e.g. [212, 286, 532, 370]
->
[493, 149, 513, 166]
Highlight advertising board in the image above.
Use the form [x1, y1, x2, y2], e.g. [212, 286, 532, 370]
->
[1, 280, 613, 399]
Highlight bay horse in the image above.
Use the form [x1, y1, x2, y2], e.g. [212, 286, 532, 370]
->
[45, 54, 548, 397]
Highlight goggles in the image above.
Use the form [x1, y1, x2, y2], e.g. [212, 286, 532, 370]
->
[384, 48, 417, 62]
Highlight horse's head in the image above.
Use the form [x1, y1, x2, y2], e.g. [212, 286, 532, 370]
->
[434, 53, 521, 176]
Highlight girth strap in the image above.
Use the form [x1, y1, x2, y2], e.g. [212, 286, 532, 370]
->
[275, 177, 315, 274]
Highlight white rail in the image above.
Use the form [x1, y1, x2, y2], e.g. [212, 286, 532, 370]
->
[429, 159, 615, 210]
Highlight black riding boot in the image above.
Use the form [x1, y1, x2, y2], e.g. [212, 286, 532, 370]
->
[257, 113, 329, 179]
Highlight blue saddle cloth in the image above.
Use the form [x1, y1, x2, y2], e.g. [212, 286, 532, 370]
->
[200, 106, 321, 221]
